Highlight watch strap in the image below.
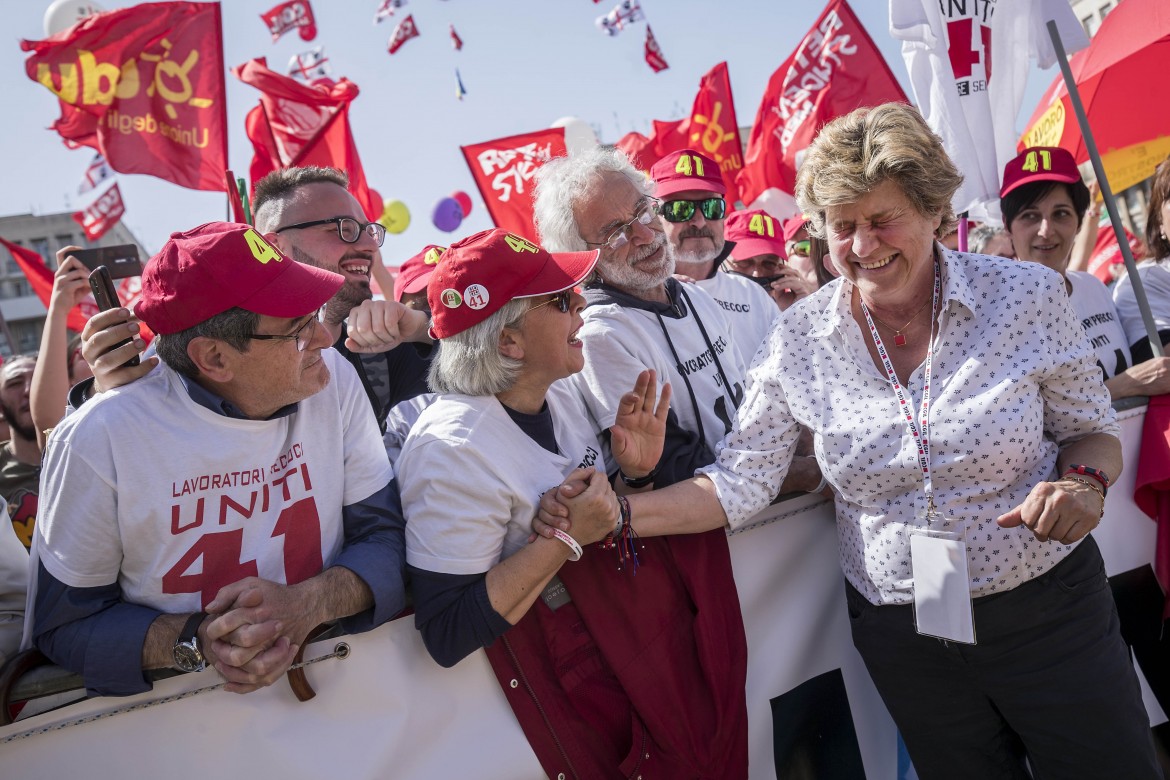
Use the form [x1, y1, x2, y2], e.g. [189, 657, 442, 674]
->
[180, 612, 207, 644]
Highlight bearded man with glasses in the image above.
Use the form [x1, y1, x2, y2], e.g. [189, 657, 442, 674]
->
[534, 147, 821, 497]
[29, 223, 406, 697]
[251, 167, 435, 431]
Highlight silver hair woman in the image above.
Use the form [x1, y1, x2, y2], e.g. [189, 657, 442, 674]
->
[539, 102, 1161, 779]
[397, 229, 751, 778]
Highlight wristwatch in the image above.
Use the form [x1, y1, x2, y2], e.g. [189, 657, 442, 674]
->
[172, 612, 207, 673]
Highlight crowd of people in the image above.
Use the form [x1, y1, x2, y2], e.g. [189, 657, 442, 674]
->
[0, 100, 1167, 778]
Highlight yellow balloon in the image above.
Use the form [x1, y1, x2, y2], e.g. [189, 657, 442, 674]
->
[379, 200, 410, 234]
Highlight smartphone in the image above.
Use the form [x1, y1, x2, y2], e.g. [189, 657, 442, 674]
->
[73, 244, 142, 279]
[87, 265, 140, 368]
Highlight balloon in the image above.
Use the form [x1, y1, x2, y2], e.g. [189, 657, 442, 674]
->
[379, 200, 410, 234]
[432, 197, 463, 233]
[451, 191, 473, 218]
[550, 116, 599, 156]
[43, 0, 103, 36]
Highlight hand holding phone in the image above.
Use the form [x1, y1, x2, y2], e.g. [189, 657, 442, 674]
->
[87, 266, 140, 368]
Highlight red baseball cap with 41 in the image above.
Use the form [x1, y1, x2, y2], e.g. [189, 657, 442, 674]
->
[651, 149, 726, 199]
[725, 210, 787, 258]
[428, 228, 598, 339]
[136, 221, 344, 335]
[1000, 146, 1081, 198]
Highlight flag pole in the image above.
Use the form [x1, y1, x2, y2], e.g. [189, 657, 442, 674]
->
[1046, 20, 1162, 359]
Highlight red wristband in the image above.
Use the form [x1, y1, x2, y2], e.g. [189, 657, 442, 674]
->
[1063, 464, 1110, 497]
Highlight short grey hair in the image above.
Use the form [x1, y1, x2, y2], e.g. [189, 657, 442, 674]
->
[252, 166, 349, 232]
[795, 103, 964, 240]
[428, 299, 530, 396]
[969, 224, 1008, 255]
[533, 146, 651, 251]
[154, 307, 260, 380]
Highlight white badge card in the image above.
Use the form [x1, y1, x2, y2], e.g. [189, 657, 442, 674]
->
[910, 530, 976, 644]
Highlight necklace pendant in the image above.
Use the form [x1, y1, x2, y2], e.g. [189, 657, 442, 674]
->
[893, 332, 907, 347]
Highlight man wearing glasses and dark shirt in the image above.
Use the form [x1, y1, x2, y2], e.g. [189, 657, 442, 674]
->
[30, 223, 406, 696]
[252, 166, 435, 431]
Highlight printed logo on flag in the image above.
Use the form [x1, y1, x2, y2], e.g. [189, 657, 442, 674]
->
[22, 2, 229, 192]
[261, 0, 317, 43]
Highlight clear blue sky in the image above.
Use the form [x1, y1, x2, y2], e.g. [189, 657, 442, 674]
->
[1, 0, 1058, 260]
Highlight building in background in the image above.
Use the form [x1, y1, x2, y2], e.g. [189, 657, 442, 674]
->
[1071, 0, 1116, 37]
[0, 212, 145, 358]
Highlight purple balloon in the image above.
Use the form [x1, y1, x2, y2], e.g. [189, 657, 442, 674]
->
[432, 197, 464, 233]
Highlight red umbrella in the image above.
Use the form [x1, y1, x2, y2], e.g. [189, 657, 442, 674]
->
[1020, 0, 1170, 193]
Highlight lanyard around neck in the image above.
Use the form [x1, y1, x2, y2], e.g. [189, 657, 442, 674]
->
[858, 260, 942, 517]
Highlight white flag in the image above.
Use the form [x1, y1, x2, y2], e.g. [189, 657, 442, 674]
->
[77, 153, 113, 195]
[595, 1, 644, 37]
[287, 46, 331, 81]
[890, 0, 1089, 220]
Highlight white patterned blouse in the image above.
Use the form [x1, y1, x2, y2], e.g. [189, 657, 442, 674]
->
[699, 248, 1119, 606]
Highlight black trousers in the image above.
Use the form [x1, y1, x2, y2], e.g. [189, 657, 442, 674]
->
[846, 536, 1164, 780]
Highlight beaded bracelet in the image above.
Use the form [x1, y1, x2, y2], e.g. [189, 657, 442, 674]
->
[599, 495, 641, 574]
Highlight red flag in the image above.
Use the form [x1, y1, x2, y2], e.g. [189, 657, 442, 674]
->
[737, 0, 907, 211]
[21, 2, 228, 193]
[615, 131, 656, 170]
[450, 24, 463, 51]
[461, 128, 568, 240]
[0, 237, 95, 333]
[644, 25, 669, 73]
[1087, 222, 1143, 285]
[388, 15, 420, 55]
[234, 58, 381, 222]
[260, 0, 317, 43]
[613, 61, 741, 186]
[73, 183, 126, 241]
[687, 63, 744, 206]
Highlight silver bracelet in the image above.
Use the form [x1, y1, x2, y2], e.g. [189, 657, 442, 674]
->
[811, 474, 829, 494]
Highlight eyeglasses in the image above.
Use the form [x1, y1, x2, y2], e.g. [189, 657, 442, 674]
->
[248, 311, 321, 352]
[275, 217, 387, 246]
[582, 198, 661, 252]
[660, 197, 726, 224]
[527, 290, 572, 314]
[787, 239, 811, 257]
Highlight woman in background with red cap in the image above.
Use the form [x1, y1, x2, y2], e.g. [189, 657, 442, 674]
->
[1001, 146, 1170, 400]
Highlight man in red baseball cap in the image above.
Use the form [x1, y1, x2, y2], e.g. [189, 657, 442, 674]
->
[724, 210, 821, 311]
[75, 167, 434, 433]
[31, 221, 408, 698]
[650, 150, 779, 352]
